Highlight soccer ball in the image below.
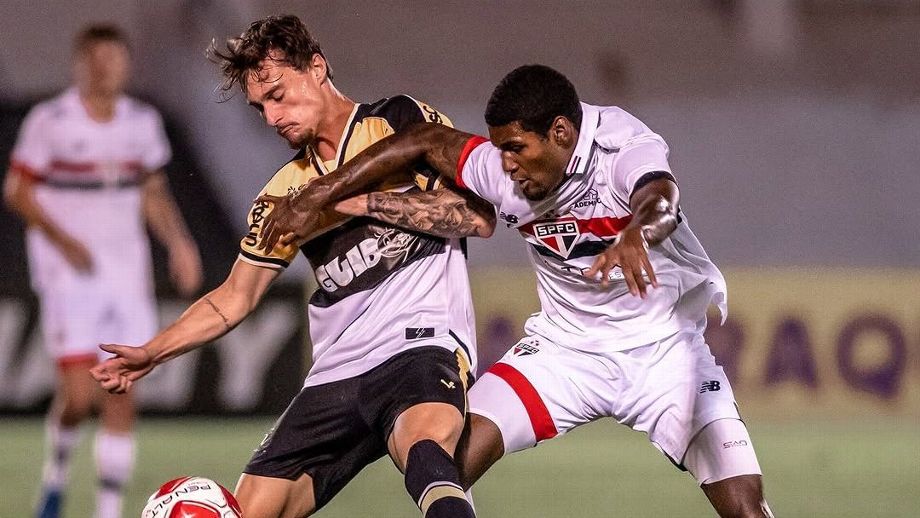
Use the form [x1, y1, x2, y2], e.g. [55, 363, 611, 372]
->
[142, 476, 242, 518]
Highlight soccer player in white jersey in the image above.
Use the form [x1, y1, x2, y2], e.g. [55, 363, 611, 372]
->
[256, 64, 774, 517]
[3, 24, 203, 518]
[91, 15, 494, 518]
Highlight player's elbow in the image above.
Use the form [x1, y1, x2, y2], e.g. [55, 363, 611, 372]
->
[476, 209, 496, 238]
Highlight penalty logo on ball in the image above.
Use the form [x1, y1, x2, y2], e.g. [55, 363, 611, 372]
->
[142, 476, 242, 518]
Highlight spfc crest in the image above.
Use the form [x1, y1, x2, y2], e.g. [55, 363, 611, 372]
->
[512, 342, 539, 356]
[533, 218, 580, 258]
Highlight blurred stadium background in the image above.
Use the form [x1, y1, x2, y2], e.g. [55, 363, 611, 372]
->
[1, 1, 919, 516]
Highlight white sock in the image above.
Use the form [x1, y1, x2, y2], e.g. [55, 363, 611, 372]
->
[41, 420, 81, 491]
[94, 431, 135, 518]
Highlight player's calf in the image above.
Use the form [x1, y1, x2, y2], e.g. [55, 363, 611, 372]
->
[404, 439, 475, 518]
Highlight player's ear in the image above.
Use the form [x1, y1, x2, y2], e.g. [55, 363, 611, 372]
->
[310, 53, 328, 83]
[551, 116, 575, 147]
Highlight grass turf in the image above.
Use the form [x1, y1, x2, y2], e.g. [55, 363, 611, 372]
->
[2, 417, 918, 517]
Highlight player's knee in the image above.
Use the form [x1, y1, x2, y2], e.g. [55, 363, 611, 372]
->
[57, 394, 94, 425]
[394, 403, 464, 453]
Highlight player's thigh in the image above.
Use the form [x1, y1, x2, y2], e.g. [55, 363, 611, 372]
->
[613, 331, 743, 469]
[38, 283, 106, 367]
[371, 347, 472, 469]
[243, 378, 386, 512]
[455, 412, 504, 489]
[235, 472, 316, 518]
[468, 336, 612, 455]
[54, 358, 99, 418]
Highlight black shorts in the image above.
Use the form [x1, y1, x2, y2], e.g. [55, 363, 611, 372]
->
[243, 346, 473, 509]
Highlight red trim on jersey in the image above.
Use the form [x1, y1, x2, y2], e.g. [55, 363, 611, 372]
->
[518, 215, 633, 239]
[9, 160, 43, 181]
[56, 353, 99, 370]
[488, 362, 558, 442]
[455, 136, 489, 189]
[49, 160, 145, 174]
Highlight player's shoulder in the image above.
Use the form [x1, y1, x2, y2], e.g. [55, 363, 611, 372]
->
[260, 148, 319, 196]
[120, 95, 163, 123]
[592, 104, 659, 150]
[364, 94, 450, 129]
[22, 90, 73, 123]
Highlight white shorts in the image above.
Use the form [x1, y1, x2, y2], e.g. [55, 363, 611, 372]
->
[36, 268, 157, 367]
[469, 330, 759, 481]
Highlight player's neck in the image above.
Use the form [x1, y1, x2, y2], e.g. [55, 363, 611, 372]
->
[78, 90, 119, 123]
[312, 87, 355, 162]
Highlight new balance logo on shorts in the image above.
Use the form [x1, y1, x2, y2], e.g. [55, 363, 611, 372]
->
[699, 380, 721, 393]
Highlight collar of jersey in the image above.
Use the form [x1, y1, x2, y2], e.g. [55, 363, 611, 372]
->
[564, 102, 601, 178]
[310, 102, 361, 175]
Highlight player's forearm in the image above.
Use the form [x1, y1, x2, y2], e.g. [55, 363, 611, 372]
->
[143, 286, 252, 365]
[142, 260, 275, 364]
[3, 172, 72, 244]
[307, 123, 472, 207]
[363, 189, 496, 238]
[143, 173, 195, 248]
[626, 178, 680, 246]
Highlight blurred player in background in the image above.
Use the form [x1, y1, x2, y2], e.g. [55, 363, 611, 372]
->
[91, 14, 494, 518]
[3, 24, 203, 518]
[257, 64, 774, 517]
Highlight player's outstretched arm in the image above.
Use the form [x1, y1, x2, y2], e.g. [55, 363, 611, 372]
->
[585, 177, 679, 296]
[142, 171, 204, 297]
[3, 166, 95, 273]
[334, 186, 496, 238]
[91, 259, 279, 393]
[256, 123, 476, 250]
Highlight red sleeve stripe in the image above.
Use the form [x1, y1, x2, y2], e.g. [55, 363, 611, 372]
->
[455, 135, 489, 189]
[9, 160, 43, 181]
[487, 362, 558, 442]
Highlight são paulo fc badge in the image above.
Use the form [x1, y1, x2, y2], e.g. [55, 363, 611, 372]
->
[533, 218, 580, 259]
[512, 342, 540, 356]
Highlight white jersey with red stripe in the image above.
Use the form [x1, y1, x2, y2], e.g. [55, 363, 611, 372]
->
[10, 87, 170, 291]
[457, 103, 727, 352]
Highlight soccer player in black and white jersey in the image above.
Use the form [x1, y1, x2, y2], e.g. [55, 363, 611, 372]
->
[257, 65, 774, 517]
[91, 15, 493, 518]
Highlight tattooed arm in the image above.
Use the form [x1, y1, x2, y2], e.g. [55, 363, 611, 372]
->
[256, 123, 477, 250]
[335, 186, 495, 238]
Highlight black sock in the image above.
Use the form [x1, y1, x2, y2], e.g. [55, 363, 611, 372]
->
[404, 439, 475, 518]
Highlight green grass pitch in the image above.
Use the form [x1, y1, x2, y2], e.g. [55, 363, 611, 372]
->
[3, 417, 918, 517]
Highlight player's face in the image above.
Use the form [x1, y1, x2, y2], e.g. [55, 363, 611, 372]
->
[74, 40, 130, 97]
[489, 121, 572, 201]
[245, 54, 328, 149]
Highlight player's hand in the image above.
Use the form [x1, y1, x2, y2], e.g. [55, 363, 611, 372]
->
[169, 239, 203, 297]
[56, 235, 94, 274]
[90, 344, 155, 394]
[254, 192, 321, 251]
[585, 226, 658, 297]
[333, 195, 369, 217]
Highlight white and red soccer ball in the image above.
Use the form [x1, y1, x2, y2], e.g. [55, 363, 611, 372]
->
[142, 476, 242, 518]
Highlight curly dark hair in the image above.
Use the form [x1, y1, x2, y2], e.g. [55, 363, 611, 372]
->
[208, 14, 332, 94]
[73, 23, 130, 54]
[485, 64, 582, 135]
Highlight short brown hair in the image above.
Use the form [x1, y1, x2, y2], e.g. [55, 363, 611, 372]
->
[208, 14, 333, 94]
[73, 23, 130, 54]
